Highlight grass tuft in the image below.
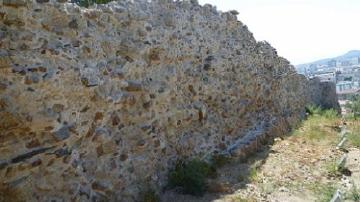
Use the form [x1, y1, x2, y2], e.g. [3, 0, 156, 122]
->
[228, 195, 257, 202]
[325, 161, 339, 177]
[305, 105, 338, 119]
[293, 107, 340, 144]
[308, 182, 336, 202]
[322, 109, 338, 119]
[306, 105, 323, 116]
[249, 166, 259, 182]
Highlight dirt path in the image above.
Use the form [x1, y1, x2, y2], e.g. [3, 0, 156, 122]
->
[161, 116, 360, 202]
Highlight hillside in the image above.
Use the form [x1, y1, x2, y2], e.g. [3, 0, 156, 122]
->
[296, 50, 360, 70]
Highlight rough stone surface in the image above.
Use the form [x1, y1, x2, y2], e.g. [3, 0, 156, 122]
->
[0, 0, 338, 201]
[308, 77, 341, 112]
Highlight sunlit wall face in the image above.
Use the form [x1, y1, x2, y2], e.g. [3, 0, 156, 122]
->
[198, 0, 360, 65]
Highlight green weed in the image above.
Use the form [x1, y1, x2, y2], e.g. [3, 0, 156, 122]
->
[249, 166, 258, 182]
[325, 161, 339, 176]
[322, 109, 338, 119]
[348, 129, 360, 148]
[309, 183, 336, 202]
[306, 105, 323, 115]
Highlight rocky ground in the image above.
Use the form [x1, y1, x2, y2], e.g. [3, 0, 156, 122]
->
[162, 113, 360, 202]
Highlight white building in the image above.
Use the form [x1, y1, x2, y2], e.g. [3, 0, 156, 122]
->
[336, 81, 353, 92]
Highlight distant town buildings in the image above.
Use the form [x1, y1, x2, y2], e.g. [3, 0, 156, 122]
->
[296, 55, 360, 99]
[336, 81, 353, 92]
[328, 59, 337, 67]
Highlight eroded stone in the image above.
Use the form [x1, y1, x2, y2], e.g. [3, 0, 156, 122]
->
[53, 125, 71, 141]
[0, 1, 339, 201]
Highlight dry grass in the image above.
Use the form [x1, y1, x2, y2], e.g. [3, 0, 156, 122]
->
[347, 184, 360, 201]
[161, 107, 344, 202]
[347, 120, 360, 148]
[264, 109, 342, 201]
[292, 109, 340, 145]
[307, 182, 336, 202]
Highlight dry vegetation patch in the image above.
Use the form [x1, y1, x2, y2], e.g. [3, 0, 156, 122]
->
[347, 120, 360, 148]
[161, 108, 356, 202]
[222, 108, 342, 201]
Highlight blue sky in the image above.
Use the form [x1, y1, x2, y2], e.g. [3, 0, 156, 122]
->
[198, 0, 360, 65]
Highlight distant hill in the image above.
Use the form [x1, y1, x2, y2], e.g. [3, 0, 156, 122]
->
[296, 50, 360, 70]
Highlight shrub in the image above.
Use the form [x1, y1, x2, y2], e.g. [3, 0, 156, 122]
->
[71, 0, 114, 7]
[168, 159, 215, 196]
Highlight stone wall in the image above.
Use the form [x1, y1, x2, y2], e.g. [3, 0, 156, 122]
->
[0, 0, 338, 201]
[308, 77, 341, 112]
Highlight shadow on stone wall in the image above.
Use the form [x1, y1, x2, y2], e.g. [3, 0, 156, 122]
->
[0, 0, 340, 201]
